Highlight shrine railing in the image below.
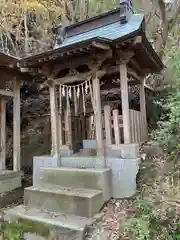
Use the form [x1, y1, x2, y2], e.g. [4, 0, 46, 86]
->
[102, 105, 147, 145]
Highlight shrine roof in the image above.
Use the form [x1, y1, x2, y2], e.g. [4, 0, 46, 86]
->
[54, 13, 144, 49]
[19, 8, 164, 73]
[0, 52, 32, 82]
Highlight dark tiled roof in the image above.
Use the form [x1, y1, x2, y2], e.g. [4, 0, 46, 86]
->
[55, 14, 144, 49]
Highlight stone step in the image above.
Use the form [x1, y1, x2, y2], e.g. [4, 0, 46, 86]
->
[60, 156, 97, 168]
[24, 184, 103, 218]
[5, 205, 94, 240]
[39, 167, 112, 202]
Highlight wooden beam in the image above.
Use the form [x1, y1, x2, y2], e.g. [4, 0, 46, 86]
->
[65, 105, 72, 149]
[139, 80, 148, 141]
[0, 89, 13, 97]
[49, 51, 112, 77]
[120, 63, 131, 144]
[102, 65, 142, 82]
[113, 109, 121, 145]
[93, 76, 105, 166]
[55, 74, 88, 85]
[92, 41, 110, 50]
[13, 79, 21, 172]
[54, 70, 106, 85]
[104, 105, 112, 146]
[59, 86, 63, 146]
[49, 84, 60, 157]
[53, 65, 140, 87]
[0, 99, 6, 170]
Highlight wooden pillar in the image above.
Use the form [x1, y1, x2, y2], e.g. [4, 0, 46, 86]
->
[104, 105, 112, 146]
[93, 76, 105, 163]
[58, 116, 63, 146]
[120, 63, 131, 144]
[49, 84, 60, 157]
[65, 105, 72, 149]
[13, 79, 21, 172]
[0, 99, 6, 170]
[59, 87, 63, 147]
[139, 80, 148, 140]
[113, 109, 121, 145]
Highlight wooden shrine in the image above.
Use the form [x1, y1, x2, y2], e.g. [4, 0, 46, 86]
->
[0, 52, 32, 193]
[19, 7, 163, 166]
[0, 52, 23, 172]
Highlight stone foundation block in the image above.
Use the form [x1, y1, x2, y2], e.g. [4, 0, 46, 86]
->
[120, 144, 140, 159]
[106, 158, 140, 198]
[33, 156, 60, 186]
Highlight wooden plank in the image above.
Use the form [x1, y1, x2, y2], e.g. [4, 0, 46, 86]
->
[136, 111, 141, 142]
[120, 63, 131, 143]
[58, 115, 63, 146]
[139, 81, 148, 141]
[92, 41, 110, 50]
[59, 86, 63, 146]
[134, 111, 138, 143]
[0, 99, 6, 170]
[0, 89, 13, 97]
[49, 85, 60, 157]
[13, 79, 21, 171]
[129, 110, 133, 143]
[104, 105, 112, 146]
[65, 105, 72, 149]
[93, 77, 105, 162]
[55, 70, 106, 85]
[113, 109, 121, 145]
[129, 110, 132, 143]
[139, 112, 143, 142]
[132, 110, 136, 143]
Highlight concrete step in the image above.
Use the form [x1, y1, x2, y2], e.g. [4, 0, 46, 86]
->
[60, 156, 97, 168]
[24, 184, 103, 218]
[5, 205, 94, 240]
[39, 167, 112, 202]
[0, 170, 21, 194]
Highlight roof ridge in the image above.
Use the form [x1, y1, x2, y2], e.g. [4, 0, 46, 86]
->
[56, 8, 121, 31]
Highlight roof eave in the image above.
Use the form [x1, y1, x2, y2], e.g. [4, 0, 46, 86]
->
[19, 37, 112, 67]
[142, 35, 164, 72]
[0, 52, 19, 67]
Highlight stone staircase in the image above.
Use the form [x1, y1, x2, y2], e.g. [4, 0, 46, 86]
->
[5, 167, 112, 239]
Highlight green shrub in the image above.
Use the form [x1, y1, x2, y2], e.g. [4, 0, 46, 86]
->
[153, 47, 180, 160]
[124, 199, 180, 240]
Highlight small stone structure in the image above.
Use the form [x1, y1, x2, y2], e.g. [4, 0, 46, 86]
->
[5, 2, 163, 239]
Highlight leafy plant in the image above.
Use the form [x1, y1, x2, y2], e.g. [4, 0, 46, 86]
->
[0, 220, 49, 239]
[153, 47, 180, 160]
[124, 199, 180, 240]
[0, 221, 31, 240]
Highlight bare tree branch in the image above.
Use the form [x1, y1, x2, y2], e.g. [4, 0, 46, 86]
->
[168, 1, 180, 31]
[158, 0, 167, 24]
